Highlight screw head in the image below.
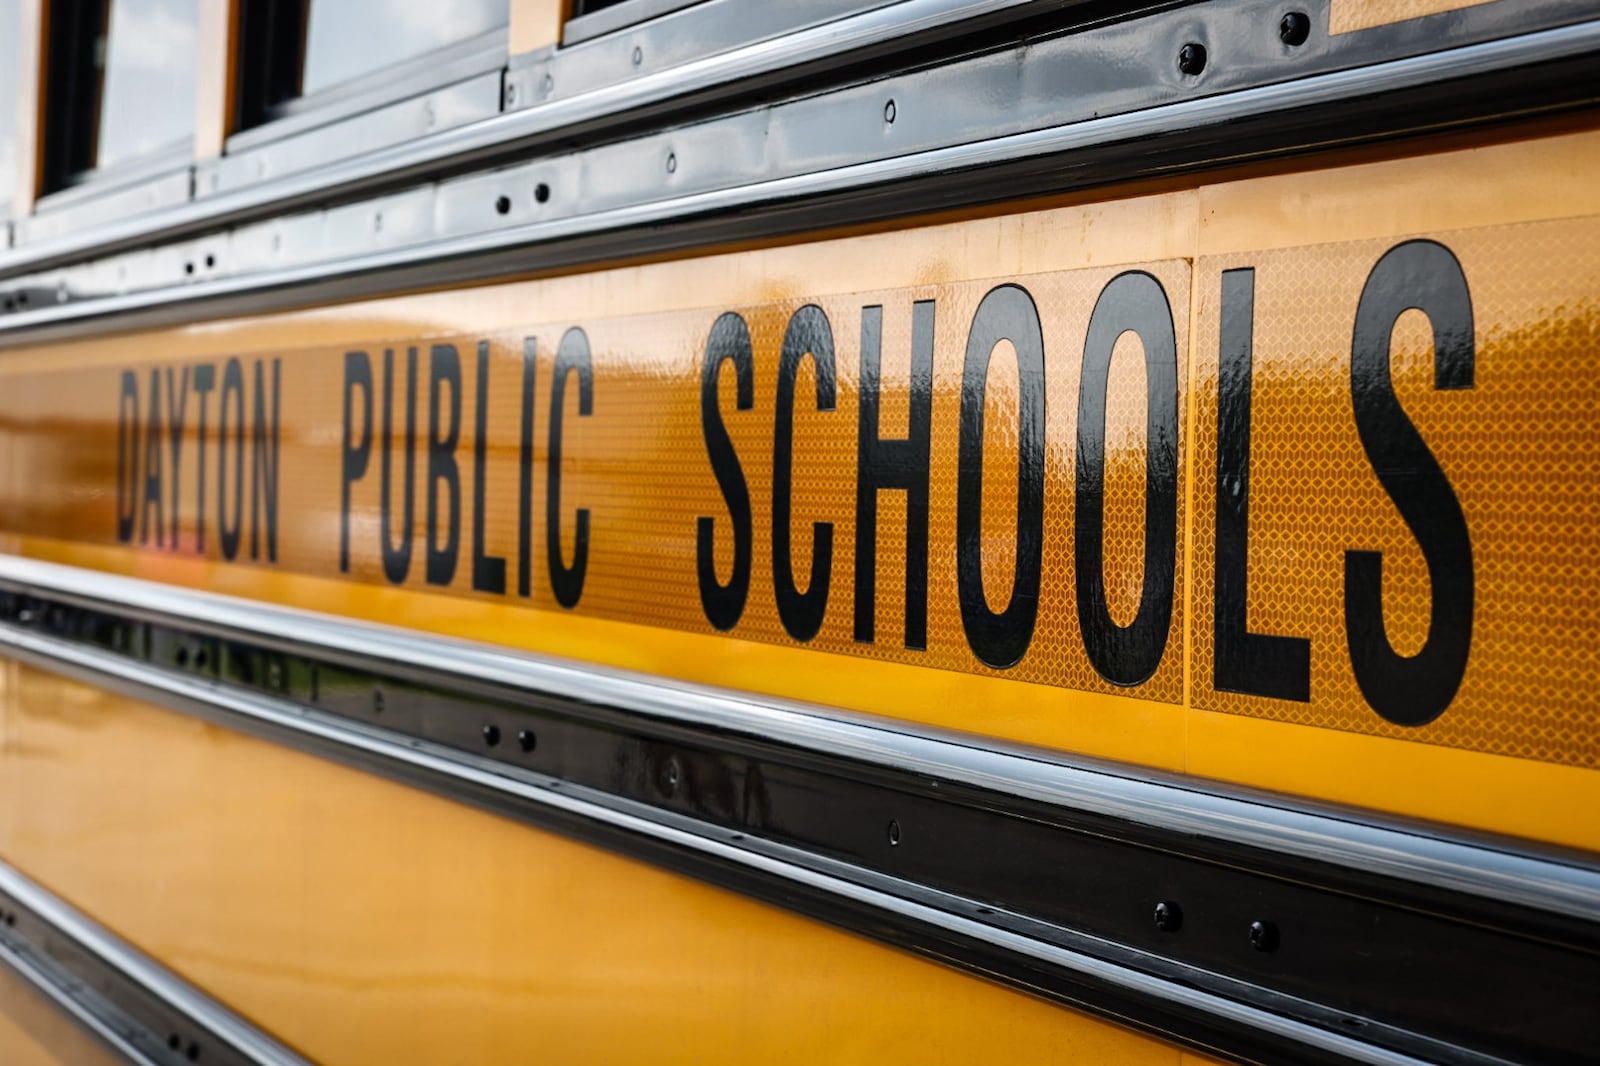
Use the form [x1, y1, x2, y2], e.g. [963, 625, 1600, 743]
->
[1249, 919, 1280, 952]
[483, 724, 501, 747]
[1178, 42, 1207, 76]
[1153, 900, 1183, 932]
[1279, 11, 1310, 46]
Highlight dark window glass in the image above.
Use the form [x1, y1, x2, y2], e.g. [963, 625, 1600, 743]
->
[0, 0, 18, 209]
[41, 0, 197, 188]
[301, 0, 506, 96]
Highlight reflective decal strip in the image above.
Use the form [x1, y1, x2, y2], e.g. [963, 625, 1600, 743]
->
[0, 557, 1593, 1065]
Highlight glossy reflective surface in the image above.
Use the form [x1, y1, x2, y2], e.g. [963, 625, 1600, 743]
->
[0, 661, 1190, 1065]
[96, 0, 197, 168]
[0, 125, 1598, 853]
[302, 0, 507, 95]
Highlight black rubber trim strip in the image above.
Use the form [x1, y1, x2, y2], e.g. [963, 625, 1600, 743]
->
[0, 860, 312, 1066]
[0, 562, 1596, 1064]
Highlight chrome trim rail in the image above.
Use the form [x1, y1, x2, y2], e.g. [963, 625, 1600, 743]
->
[0, 859, 311, 1065]
[2, 1, 1597, 342]
[0, 555, 1595, 1065]
[0, 0, 1057, 278]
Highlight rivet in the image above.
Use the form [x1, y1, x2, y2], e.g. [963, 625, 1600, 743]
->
[632, 45, 643, 66]
[1279, 11, 1310, 46]
[517, 728, 537, 753]
[887, 819, 902, 846]
[666, 152, 677, 174]
[16, 609, 32, 623]
[168, 1034, 182, 1051]
[1153, 900, 1183, 932]
[482, 724, 501, 747]
[194, 648, 209, 670]
[266, 661, 283, 689]
[175, 645, 190, 668]
[664, 757, 681, 791]
[372, 688, 385, 714]
[542, 73, 554, 95]
[534, 182, 551, 204]
[883, 98, 896, 124]
[373, 212, 383, 234]
[504, 83, 517, 106]
[1178, 42, 1207, 76]
[1249, 919, 1279, 952]
[495, 195, 512, 216]
[186, 1042, 200, 1061]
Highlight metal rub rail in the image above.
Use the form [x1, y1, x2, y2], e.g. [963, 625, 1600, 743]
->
[0, 556, 1596, 1065]
[0, 858, 312, 1066]
[1, 0, 1599, 342]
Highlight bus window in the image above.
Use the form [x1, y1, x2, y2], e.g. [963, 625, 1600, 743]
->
[236, 0, 508, 131]
[303, 0, 506, 96]
[40, 0, 196, 189]
[0, 0, 17, 216]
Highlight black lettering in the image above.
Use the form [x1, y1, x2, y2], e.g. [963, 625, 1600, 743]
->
[164, 366, 189, 547]
[1214, 269, 1311, 701]
[854, 301, 933, 649]
[425, 344, 462, 586]
[547, 328, 592, 608]
[517, 338, 537, 598]
[1075, 271, 1179, 687]
[192, 365, 215, 553]
[1346, 239, 1475, 726]
[772, 305, 836, 642]
[250, 359, 281, 562]
[340, 352, 374, 573]
[380, 347, 418, 584]
[116, 371, 139, 542]
[696, 313, 755, 631]
[956, 284, 1046, 669]
[217, 358, 245, 561]
[140, 369, 165, 547]
[472, 341, 507, 594]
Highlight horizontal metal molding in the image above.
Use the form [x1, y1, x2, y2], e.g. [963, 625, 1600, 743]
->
[1, 0, 1598, 343]
[0, 556, 1595, 1065]
[0, 0, 1055, 280]
[0, 859, 311, 1065]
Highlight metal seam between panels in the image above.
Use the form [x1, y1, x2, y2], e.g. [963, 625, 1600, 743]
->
[0, 555, 1595, 930]
[2, 16, 1596, 340]
[0, 860, 311, 1065]
[0, 0, 1050, 279]
[0, 629, 1445, 1066]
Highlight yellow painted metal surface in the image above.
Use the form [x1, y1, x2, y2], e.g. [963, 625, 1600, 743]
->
[1329, 0, 1503, 35]
[1, 123, 1599, 851]
[0, 964, 123, 1066]
[510, 0, 568, 55]
[0, 660, 1185, 1066]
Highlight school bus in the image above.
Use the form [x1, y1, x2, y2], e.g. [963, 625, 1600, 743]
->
[0, 0, 1597, 1063]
